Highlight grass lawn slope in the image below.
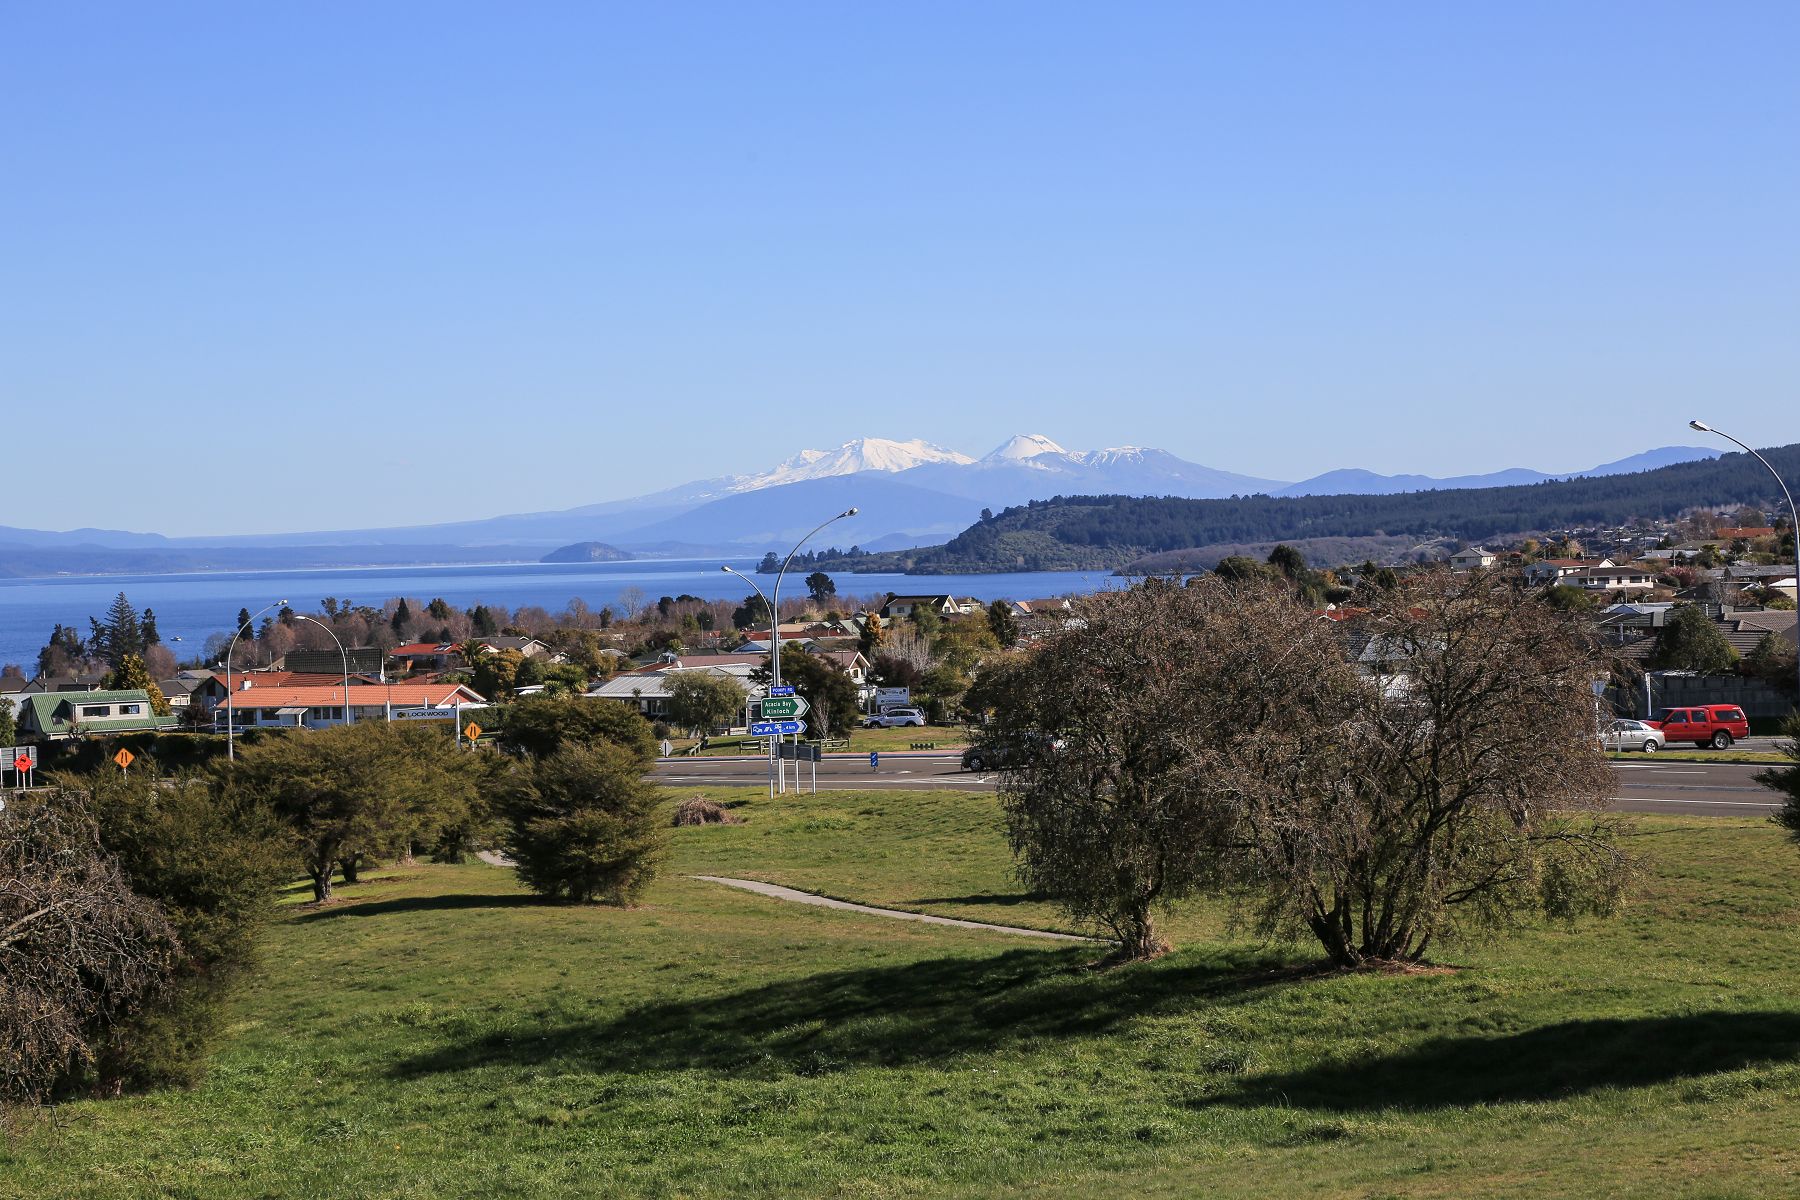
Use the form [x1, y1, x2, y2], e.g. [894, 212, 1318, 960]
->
[6, 788, 1800, 1198]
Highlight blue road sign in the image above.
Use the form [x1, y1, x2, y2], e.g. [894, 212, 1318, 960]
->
[769, 685, 796, 697]
[870, 751, 879, 770]
[750, 720, 804, 737]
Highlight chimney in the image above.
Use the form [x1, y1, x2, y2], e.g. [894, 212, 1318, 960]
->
[241, 679, 253, 690]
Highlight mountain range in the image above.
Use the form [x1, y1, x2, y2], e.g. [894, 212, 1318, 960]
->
[0, 436, 1724, 575]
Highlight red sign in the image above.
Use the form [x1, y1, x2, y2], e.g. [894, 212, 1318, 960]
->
[14, 754, 34, 773]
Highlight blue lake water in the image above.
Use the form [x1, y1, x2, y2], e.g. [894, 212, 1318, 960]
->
[0, 560, 1112, 671]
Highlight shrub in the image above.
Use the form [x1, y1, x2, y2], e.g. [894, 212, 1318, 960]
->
[499, 743, 666, 904]
[497, 694, 657, 762]
[672, 797, 743, 826]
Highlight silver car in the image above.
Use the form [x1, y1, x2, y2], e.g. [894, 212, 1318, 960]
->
[1603, 719, 1665, 753]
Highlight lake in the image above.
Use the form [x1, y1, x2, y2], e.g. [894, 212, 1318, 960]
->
[0, 559, 1114, 671]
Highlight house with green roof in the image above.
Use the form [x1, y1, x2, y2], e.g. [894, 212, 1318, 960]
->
[14, 690, 179, 740]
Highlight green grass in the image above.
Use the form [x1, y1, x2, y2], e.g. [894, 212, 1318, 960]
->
[8, 788, 1800, 1198]
[1607, 749, 1787, 765]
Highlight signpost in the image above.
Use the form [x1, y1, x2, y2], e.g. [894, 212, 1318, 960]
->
[113, 748, 135, 773]
[464, 722, 482, 741]
[760, 695, 809, 720]
[749, 719, 804, 737]
[769, 685, 796, 697]
[778, 742, 823, 793]
[12, 750, 34, 788]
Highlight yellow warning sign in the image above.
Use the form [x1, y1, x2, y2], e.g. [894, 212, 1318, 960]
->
[113, 748, 135, 769]
[463, 723, 482, 741]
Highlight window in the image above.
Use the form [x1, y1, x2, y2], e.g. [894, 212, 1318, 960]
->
[80, 705, 110, 717]
[119, 704, 142, 715]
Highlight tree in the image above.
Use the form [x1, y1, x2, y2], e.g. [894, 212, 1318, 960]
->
[496, 693, 657, 762]
[0, 696, 14, 746]
[467, 646, 525, 700]
[1543, 584, 1597, 613]
[140, 608, 160, 646]
[665, 672, 746, 736]
[859, 611, 885, 657]
[1, 791, 179, 1103]
[1648, 604, 1739, 672]
[392, 598, 412, 637]
[805, 571, 837, 604]
[54, 768, 289, 1088]
[220, 722, 477, 902]
[89, 592, 145, 671]
[986, 599, 1019, 648]
[1759, 715, 1800, 845]
[497, 743, 666, 904]
[1745, 633, 1798, 692]
[732, 593, 772, 630]
[756, 645, 860, 740]
[757, 552, 779, 573]
[981, 578, 1274, 958]
[106, 653, 172, 716]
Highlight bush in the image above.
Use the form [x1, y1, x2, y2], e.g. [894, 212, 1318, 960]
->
[497, 694, 656, 762]
[499, 743, 666, 904]
[672, 797, 743, 826]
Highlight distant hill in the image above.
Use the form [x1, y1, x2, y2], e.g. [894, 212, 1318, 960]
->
[797, 442, 1799, 574]
[540, 541, 632, 564]
[1275, 446, 1718, 496]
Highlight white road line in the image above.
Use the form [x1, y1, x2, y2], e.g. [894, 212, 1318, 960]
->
[1616, 797, 1781, 809]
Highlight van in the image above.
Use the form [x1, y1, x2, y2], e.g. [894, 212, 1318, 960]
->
[1647, 704, 1750, 749]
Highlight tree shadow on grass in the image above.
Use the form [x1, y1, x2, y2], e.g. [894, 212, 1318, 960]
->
[296, 893, 544, 921]
[904, 893, 1049, 908]
[1230, 1011, 1800, 1110]
[392, 946, 1314, 1079]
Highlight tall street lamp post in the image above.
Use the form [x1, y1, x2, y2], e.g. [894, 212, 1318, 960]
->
[225, 600, 289, 761]
[722, 506, 858, 794]
[1689, 420, 1800, 704]
[293, 614, 353, 728]
[722, 566, 778, 797]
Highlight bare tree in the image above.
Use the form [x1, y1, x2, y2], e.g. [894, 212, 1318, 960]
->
[1, 793, 179, 1102]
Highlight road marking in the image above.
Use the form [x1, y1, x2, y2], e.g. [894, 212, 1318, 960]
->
[1615, 797, 1781, 810]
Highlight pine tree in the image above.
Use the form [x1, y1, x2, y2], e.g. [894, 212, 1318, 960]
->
[859, 612, 885, 657]
[89, 592, 145, 671]
[986, 600, 1019, 648]
[392, 598, 413, 637]
[237, 608, 253, 637]
[140, 608, 161, 646]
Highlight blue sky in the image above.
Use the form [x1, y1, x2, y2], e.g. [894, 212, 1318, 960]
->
[3, 3, 1797, 535]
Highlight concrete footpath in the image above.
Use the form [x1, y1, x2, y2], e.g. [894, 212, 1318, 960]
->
[691, 875, 1099, 942]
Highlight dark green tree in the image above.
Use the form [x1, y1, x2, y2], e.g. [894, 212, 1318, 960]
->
[666, 672, 746, 736]
[804, 571, 837, 604]
[496, 693, 657, 762]
[1648, 605, 1739, 673]
[140, 608, 160, 646]
[754, 645, 860, 739]
[0, 696, 15, 745]
[105, 653, 171, 716]
[498, 743, 665, 904]
[986, 599, 1019, 648]
[392, 598, 412, 636]
[89, 592, 145, 671]
[732, 593, 772, 630]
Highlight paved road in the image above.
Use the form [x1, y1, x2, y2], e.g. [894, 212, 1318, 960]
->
[652, 753, 1786, 818]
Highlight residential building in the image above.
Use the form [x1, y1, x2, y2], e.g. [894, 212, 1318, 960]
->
[212, 682, 487, 731]
[1523, 558, 1614, 586]
[1448, 547, 1497, 571]
[1574, 566, 1656, 593]
[15, 690, 180, 740]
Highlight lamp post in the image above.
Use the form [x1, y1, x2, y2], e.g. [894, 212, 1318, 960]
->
[722, 506, 858, 793]
[225, 600, 288, 761]
[722, 565, 778, 796]
[293, 614, 352, 728]
[1689, 420, 1800, 704]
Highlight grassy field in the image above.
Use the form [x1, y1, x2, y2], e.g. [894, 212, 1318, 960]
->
[1606, 749, 1787, 765]
[7, 786, 1800, 1198]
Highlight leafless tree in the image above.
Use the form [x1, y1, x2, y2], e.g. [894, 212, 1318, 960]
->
[1, 793, 179, 1103]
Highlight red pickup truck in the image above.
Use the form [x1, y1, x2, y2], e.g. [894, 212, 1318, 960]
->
[1648, 704, 1750, 749]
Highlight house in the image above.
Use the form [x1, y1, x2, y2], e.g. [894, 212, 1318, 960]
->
[1523, 558, 1614, 586]
[1016, 597, 1077, 615]
[391, 642, 461, 672]
[1715, 527, 1776, 541]
[15, 690, 180, 740]
[1574, 566, 1656, 593]
[279, 647, 387, 679]
[471, 635, 563, 661]
[879, 595, 965, 620]
[212, 682, 487, 731]
[22, 670, 112, 694]
[1448, 547, 1498, 571]
[588, 661, 759, 725]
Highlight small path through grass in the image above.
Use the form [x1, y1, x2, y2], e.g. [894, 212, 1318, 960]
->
[692, 874, 1100, 942]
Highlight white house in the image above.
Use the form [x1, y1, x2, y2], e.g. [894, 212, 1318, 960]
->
[1448, 547, 1498, 571]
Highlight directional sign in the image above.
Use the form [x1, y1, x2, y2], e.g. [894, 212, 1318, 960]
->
[464, 722, 483, 741]
[768, 685, 796, 697]
[760, 695, 809, 720]
[749, 720, 804, 737]
[113, 748, 135, 769]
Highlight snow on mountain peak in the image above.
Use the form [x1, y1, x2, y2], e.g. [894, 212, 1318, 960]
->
[983, 434, 1069, 463]
[730, 437, 974, 492]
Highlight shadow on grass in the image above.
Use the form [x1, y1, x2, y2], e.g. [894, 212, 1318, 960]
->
[393, 946, 1310, 1079]
[905, 893, 1049, 908]
[297, 893, 543, 921]
[1231, 1011, 1800, 1110]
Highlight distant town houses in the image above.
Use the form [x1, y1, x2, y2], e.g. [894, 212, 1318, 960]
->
[15, 690, 180, 740]
[212, 682, 486, 732]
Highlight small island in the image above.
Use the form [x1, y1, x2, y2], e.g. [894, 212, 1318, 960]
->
[540, 541, 633, 564]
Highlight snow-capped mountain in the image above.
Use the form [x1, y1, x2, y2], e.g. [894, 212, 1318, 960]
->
[983, 433, 1070, 464]
[735, 437, 974, 491]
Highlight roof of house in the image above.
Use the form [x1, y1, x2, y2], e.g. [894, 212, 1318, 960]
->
[391, 642, 456, 656]
[214, 682, 485, 710]
[1716, 527, 1777, 539]
[16, 690, 180, 735]
[234, 671, 382, 689]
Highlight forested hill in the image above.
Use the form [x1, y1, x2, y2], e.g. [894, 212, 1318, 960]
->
[801, 442, 1800, 574]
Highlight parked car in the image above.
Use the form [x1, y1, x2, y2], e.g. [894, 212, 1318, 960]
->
[1602, 719, 1665, 753]
[961, 743, 1014, 772]
[863, 706, 926, 729]
[1646, 704, 1750, 749]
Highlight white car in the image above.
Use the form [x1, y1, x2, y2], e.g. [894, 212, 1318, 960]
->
[863, 707, 926, 728]
[1603, 719, 1665, 753]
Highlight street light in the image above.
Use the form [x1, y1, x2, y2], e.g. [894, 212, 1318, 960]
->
[293, 614, 353, 728]
[1688, 420, 1800, 703]
[225, 600, 289, 761]
[722, 506, 859, 793]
